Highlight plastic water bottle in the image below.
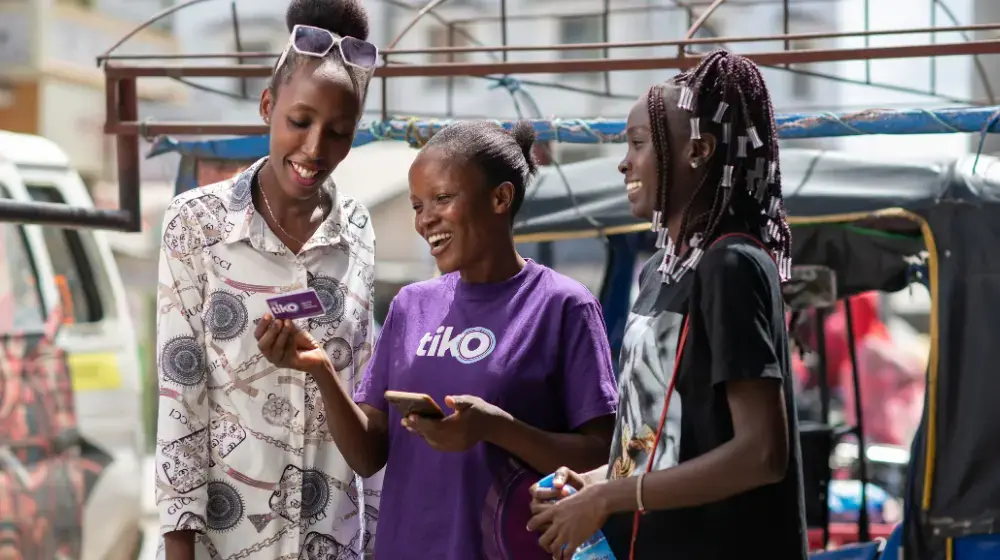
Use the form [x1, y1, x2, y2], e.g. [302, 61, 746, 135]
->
[536, 472, 617, 560]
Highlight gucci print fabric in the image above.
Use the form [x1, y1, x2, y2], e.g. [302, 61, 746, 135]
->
[154, 158, 380, 560]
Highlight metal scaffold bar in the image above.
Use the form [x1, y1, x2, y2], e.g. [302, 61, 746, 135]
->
[98, 21, 1000, 62]
[144, 106, 1000, 155]
[0, 76, 143, 230]
[103, 38, 1000, 79]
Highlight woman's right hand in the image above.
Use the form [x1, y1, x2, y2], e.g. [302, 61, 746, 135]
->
[530, 466, 591, 504]
[255, 314, 329, 373]
[528, 467, 593, 533]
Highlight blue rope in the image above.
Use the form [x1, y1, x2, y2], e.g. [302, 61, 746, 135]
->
[973, 108, 1000, 174]
[488, 75, 524, 93]
[153, 108, 1000, 157]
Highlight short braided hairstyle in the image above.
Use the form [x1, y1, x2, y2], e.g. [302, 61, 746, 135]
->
[422, 120, 540, 220]
[648, 49, 792, 282]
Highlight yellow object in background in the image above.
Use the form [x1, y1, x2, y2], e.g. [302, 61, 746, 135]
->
[67, 352, 122, 391]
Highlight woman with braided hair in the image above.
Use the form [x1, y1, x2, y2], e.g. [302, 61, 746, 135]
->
[528, 50, 807, 559]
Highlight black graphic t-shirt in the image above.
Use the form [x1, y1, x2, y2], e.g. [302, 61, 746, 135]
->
[603, 233, 808, 560]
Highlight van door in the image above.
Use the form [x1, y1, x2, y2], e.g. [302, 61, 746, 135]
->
[18, 169, 144, 559]
[19, 172, 143, 457]
[0, 162, 110, 558]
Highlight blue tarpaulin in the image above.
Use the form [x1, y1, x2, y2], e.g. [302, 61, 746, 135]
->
[149, 105, 1000, 194]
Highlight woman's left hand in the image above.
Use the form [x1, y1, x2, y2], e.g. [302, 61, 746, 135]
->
[527, 483, 611, 558]
[403, 395, 510, 452]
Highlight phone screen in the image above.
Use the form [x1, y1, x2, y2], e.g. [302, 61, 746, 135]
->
[398, 401, 444, 419]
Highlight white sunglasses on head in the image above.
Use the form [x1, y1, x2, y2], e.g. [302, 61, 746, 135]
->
[274, 24, 379, 74]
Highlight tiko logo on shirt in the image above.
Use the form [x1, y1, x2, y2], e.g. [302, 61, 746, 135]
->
[416, 326, 496, 364]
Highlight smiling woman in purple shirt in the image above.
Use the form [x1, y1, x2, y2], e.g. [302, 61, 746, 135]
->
[255, 120, 619, 559]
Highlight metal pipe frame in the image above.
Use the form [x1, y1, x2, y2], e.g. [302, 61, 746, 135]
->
[104, 36, 1000, 80]
[98, 22, 1000, 61]
[443, 0, 845, 27]
[103, 35, 1000, 139]
[0, 0, 206, 227]
[685, 0, 728, 42]
[0, 77, 141, 231]
[86, 0, 1000, 236]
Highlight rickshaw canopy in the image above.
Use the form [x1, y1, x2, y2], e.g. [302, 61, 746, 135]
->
[514, 148, 1000, 235]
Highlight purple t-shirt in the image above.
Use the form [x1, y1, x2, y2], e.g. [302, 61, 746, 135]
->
[354, 260, 618, 560]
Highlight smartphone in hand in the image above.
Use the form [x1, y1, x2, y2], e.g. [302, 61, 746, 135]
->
[384, 390, 446, 420]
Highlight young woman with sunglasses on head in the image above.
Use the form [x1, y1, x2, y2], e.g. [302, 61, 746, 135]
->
[256, 120, 620, 559]
[527, 51, 808, 560]
[154, 1, 380, 559]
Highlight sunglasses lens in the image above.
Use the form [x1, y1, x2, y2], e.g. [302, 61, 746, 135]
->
[339, 37, 378, 68]
[293, 26, 335, 56]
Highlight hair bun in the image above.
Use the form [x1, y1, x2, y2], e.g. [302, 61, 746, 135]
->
[510, 120, 539, 177]
[285, 0, 370, 40]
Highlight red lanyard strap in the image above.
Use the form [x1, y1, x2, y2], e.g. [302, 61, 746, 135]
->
[627, 232, 771, 560]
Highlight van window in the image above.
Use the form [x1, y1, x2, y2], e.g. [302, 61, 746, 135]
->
[0, 187, 45, 333]
[26, 185, 106, 324]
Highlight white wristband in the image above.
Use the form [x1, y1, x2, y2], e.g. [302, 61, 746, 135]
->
[636, 472, 647, 514]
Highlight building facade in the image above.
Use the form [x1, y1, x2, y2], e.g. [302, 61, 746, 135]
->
[0, 0, 186, 186]
[835, 0, 982, 158]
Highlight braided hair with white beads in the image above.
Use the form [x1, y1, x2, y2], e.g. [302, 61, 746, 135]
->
[647, 49, 792, 283]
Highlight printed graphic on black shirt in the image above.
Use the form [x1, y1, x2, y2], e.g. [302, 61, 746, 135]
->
[608, 310, 683, 479]
[602, 237, 808, 560]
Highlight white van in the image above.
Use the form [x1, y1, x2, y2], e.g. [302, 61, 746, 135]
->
[0, 130, 144, 559]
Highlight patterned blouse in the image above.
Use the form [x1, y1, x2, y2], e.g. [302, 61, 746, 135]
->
[153, 158, 380, 560]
